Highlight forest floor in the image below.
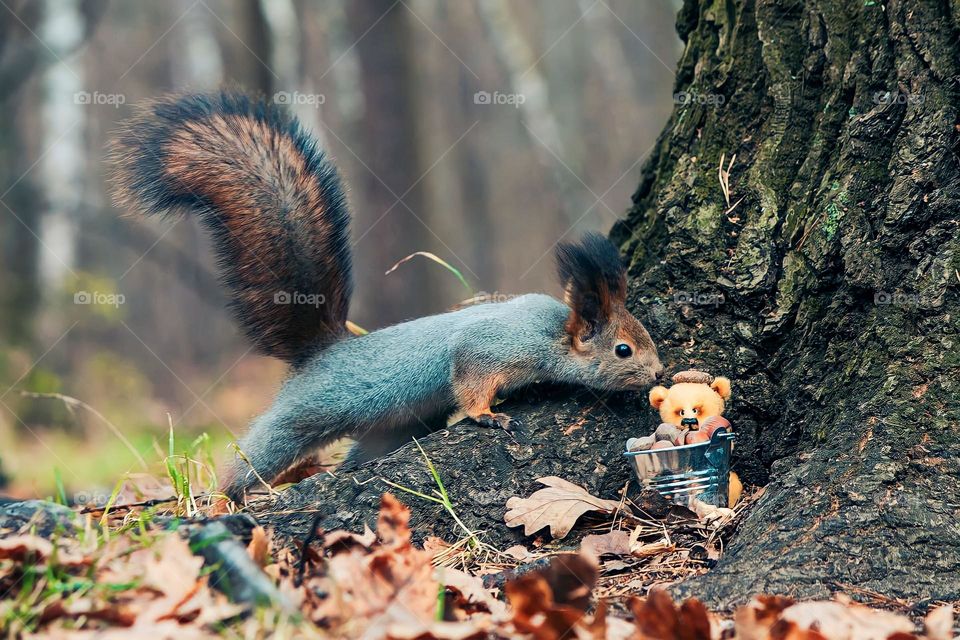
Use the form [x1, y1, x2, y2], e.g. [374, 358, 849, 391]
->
[0, 454, 954, 639]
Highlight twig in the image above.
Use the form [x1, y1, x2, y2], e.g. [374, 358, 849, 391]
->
[231, 443, 276, 503]
[296, 512, 325, 587]
[718, 153, 737, 209]
[18, 391, 148, 470]
[80, 496, 177, 514]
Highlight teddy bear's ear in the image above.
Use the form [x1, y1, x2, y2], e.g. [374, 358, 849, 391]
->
[711, 376, 731, 400]
[649, 386, 669, 409]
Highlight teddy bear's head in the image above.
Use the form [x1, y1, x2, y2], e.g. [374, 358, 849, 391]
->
[649, 370, 731, 429]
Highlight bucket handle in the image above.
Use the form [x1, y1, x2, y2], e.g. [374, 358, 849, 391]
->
[703, 428, 734, 470]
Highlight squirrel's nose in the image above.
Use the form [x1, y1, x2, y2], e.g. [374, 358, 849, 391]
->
[654, 367, 665, 381]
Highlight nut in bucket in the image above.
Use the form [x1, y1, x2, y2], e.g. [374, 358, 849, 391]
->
[624, 426, 735, 507]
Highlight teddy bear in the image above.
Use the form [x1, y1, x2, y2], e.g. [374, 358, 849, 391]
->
[629, 369, 742, 506]
[649, 369, 730, 435]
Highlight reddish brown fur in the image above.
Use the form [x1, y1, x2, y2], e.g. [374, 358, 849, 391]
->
[453, 372, 507, 418]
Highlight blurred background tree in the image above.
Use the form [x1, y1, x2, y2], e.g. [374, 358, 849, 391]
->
[0, 0, 680, 497]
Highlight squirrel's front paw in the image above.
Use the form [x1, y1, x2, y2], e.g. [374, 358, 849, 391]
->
[474, 412, 521, 433]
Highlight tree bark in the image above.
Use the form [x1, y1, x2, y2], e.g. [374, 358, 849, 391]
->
[254, 0, 960, 608]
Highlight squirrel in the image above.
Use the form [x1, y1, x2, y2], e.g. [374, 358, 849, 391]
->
[111, 92, 665, 503]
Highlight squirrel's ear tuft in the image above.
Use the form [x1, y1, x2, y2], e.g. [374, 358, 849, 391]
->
[555, 232, 627, 340]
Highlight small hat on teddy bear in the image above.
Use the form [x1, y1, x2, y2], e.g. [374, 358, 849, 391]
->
[671, 369, 714, 384]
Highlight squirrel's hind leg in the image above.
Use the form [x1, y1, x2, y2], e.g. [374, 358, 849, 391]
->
[221, 409, 337, 504]
[451, 371, 521, 434]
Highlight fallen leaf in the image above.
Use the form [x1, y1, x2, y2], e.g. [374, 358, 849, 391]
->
[436, 567, 506, 618]
[137, 534, 205, 623]
[581, 530, 631, 557]
[324, 524, 377, 553]
[0, 535, 88, 567]
[780, 600, 915, 640]
[503, 544, 533, 561]
[736, 596, 917, 640]
[246, 525, 270, 566]
[925, 605, 953, 640]
[303, 494, 443, 636]
[536, 553, 598, 612]
[582, 600, 608, 640]
[386, 618, 492, 640]
[506, 571, 582, 640]
[629, 589, 712, 640]
[504, 476, 620, 539]
[379, 492, 413, 548]
[600, 559, 633, 573]
[735, 594, 797, 640]
[632, 540, 675, 559]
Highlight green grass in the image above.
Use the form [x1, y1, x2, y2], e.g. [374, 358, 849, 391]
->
[379, 439, 481, 550]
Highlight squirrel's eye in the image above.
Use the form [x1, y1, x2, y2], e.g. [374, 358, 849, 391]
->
[614, 343, 632, 358]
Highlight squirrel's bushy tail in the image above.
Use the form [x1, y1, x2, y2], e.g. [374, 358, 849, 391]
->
[112, 92, 352, 364]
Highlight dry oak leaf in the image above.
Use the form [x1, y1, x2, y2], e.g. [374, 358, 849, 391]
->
[580, 530, 631, 557]
[735, 596, 916, 640]
[0, 535, 88, 567]
[629, 589, 714, 640]
[780, 600, 916, 640]
[246, 525, 271, 567]
[505, 476, 620, 539]
[504, 553, 599, 640]
[924, 606, 953, 640]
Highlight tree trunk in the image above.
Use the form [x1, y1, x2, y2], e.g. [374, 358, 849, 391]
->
[255, 0, 960, 608]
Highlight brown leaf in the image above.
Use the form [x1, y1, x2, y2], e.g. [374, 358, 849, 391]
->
[136, 534, 205, 623]
[779, 600, 915, 640]
[504, 553, 599, 640]
[735, 595, 797, 640]
[924, 606, 953, 640]
[436, 567, 506, 619]
[304, 493, 439, 635]
[581, 530, 631, 557]
[0, 535, 88, 567]
[38, 599, 136, 627]
[379, 492, 413, 547]
[323, 524, 377, 554]
[630, 589, 713, 640]
[504, 476, 620, 539]
[506, 573, 583, 640]
[582, 599, 609, 640]
[503, 544, 533, 561]
[735, 597, 916, 640]
[537, 553, 598, 612]
[386, 619, 492, 640]
[246, 525, 270, 567]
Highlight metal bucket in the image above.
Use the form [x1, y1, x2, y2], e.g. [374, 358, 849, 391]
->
[623, 428, 735, 508]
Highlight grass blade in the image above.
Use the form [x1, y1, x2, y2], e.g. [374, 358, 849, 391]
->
[385, 252, 472, 295]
